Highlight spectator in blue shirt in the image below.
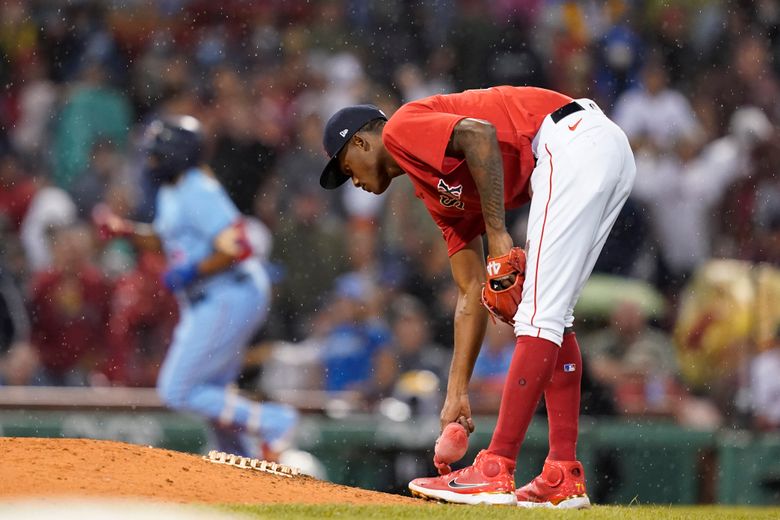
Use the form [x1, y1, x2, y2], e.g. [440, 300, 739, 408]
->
[320, 273, 391, 395]
[470, 322, 516, 413]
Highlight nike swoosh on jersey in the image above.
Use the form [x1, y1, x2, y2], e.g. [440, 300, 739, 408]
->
[568, 118, 582, 131]
[447, 479, 490, 489]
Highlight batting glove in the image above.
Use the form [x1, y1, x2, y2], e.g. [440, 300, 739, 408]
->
[163, 263, 199, 291]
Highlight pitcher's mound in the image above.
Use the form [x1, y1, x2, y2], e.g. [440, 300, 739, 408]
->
[0, 437, 417, 505]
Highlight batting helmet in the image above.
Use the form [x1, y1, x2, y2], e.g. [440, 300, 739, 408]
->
[143, 115, 204, 183]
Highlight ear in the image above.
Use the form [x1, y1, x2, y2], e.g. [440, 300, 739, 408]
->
[352, 132, 369, 151]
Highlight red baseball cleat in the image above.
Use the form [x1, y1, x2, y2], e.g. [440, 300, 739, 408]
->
[515, 459, 591, 509]
[408, 450, 516, 505]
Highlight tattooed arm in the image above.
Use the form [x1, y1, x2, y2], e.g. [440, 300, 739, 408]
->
[447, 118, 513, 258]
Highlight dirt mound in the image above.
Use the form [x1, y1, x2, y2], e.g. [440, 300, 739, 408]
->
[0, 438, 418, 505]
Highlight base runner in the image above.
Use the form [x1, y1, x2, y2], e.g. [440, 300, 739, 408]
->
[94, 116, 297, 460]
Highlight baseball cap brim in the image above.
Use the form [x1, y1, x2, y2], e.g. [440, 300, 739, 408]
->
[319, 154, 351, 189]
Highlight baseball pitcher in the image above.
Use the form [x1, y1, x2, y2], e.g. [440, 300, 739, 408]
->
[319, 87, 636, 507]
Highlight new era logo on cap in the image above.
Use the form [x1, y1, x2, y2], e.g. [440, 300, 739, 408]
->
[339, 128, 349, 137]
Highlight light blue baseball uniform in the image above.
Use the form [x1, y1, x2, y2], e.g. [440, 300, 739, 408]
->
[154, 168, 295, 454]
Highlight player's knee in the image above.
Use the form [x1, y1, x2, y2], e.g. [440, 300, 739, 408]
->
[514, 319, 565, 346]
[156, 380, 189, 410]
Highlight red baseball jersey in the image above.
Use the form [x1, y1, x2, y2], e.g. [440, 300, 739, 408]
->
[382, 86, 572, 255]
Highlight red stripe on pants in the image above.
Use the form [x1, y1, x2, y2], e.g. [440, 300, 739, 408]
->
[530, 143, 555, 335]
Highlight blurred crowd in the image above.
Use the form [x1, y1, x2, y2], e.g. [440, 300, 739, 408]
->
[0, 0, 778, 431]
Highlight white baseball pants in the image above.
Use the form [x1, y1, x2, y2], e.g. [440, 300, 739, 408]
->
[514, 99, 636, 345]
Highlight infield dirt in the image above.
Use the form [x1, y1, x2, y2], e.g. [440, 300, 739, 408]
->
[0, 437, 417, 505]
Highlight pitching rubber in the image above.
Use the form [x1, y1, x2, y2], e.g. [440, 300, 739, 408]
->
[516, 495, 592, 509]
[408, 482, 516, 506]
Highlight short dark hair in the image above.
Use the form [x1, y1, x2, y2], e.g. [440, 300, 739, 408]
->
[359, 117, 386, 133]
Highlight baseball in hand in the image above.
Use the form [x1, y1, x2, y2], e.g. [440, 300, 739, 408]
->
[435, 422, 469, 464]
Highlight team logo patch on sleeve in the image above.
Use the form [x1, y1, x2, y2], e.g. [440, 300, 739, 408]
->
[437, 179, 465, 210]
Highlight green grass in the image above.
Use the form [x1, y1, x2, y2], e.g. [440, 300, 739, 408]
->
[218, 504, 780, 520]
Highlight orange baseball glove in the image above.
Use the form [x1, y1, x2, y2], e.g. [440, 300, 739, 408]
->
[480, 247, 526, 326]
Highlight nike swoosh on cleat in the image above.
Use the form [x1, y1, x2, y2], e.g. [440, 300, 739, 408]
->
[568, 118, 582, 131]
[447, 479, 490, 489]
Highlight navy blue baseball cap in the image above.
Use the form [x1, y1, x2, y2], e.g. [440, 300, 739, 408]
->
[319, 104, 387, 189]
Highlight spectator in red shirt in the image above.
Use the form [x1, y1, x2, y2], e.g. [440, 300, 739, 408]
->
[104, 250, 178, 386]
[29, 222, 110, 385]
[0, 151, 39, 232]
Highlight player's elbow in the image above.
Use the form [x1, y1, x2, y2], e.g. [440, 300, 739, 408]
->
[214, 220, 253, 261]
[454, 278, 488, 322]
[456, 277, 483, 299]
